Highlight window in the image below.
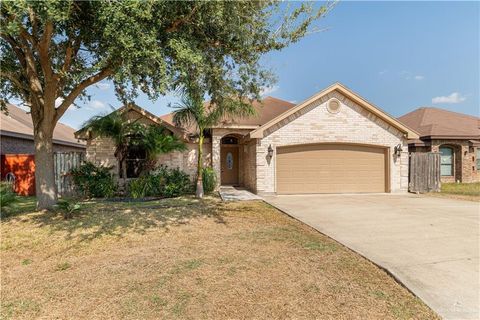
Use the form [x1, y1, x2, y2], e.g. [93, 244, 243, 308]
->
[477, 148, 480, 170]
[221, 136, 238, 145]
[440, 147, 453, 176]
[125, 146, 147, 178]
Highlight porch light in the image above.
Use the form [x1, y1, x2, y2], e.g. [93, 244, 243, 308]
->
[267, 145, 274, 158]
[394, 144, 403, 157]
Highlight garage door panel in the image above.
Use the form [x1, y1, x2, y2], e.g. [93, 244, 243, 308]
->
[276, 144, 386, 194]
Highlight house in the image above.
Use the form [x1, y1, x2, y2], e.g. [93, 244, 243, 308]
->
[0, 104, 86, 195]
[77, 82, 418, 195]
[398, 107, 480, 183]
[1, 104, 86, 154]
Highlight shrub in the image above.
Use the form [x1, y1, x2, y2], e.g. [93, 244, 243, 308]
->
[202, 167, 217, 193]
[128, 174, 164, 198]
[71, 162, 116, 198]
[128, 166, 192, 198]
[56, 199, 82, 219]
[0, 182, 17, 216]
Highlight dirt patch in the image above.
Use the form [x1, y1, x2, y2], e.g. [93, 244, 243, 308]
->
[1, 196, 439, 319]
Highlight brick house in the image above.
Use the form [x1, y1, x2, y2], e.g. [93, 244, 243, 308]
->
[1, 104, 86, 195]
[77, 83, 418, 195]
[398, 107, 480, 183]
[0, 104, 86, 154]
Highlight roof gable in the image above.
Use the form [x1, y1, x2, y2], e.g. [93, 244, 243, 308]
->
[250, 83, 419, 139]
[75, 104, 187, 140]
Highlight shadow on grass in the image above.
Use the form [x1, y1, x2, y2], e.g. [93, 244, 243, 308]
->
[5, 196, 226, 242]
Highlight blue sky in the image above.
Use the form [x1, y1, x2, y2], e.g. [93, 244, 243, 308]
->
[58, 1, 479, 129]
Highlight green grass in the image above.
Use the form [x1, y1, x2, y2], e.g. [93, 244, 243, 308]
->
[441, 183, 480, 196]
[3, 196, 36, 216]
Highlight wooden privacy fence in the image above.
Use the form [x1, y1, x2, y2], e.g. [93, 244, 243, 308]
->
[54, 152, 85, 197]
[409, 152, 441, 193]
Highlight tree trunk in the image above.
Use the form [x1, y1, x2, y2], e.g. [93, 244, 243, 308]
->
[33, 115, 57, 210]
[195, 133, 204, 198]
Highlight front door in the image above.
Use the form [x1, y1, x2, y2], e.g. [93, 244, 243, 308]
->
[221, 146, 239, 185]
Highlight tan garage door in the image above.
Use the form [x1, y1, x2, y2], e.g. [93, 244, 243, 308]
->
[276, 144, 387, 194]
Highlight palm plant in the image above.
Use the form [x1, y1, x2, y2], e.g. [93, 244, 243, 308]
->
[81, 108, 186, 185]
[173, 89, 255, 198]
[134, 125, 187, 172]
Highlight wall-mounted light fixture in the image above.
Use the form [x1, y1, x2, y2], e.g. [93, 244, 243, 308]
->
[267, 145, 274, 158]
[394, 144, 403, 157]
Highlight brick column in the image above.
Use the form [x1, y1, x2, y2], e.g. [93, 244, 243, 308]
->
[212, 134, 221, 189]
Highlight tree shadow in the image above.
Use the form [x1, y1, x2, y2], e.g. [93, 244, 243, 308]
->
[17, 196, 227, 243]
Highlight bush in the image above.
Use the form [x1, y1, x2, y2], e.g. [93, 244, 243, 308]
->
[0, 182, 17, 216]
[128, 174, 164, 198]
[56, 199, 82, 219]
[128, 166, 192, 198]
[71, 162, 116, 198]
[202, 167, 217, 193]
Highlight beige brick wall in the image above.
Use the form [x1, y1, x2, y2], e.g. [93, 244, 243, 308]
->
[85, 136, 211, 180]
[255, 90, 409, 194]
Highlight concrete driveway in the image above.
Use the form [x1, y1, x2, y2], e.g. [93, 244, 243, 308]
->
[263, 194, 479, 320]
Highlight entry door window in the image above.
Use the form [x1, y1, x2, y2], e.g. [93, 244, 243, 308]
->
[440, 147, 453, 176]
[226, 152, 234, 170]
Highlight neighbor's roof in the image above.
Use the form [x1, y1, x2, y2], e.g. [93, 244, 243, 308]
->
[398, 107, 480, 139]
[249, 82, 419, 139]
[0, 103, 86, 148]
[159, 96, 296, 134]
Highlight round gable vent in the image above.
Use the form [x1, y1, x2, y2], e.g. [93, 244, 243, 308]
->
[327, 98, 341, 114]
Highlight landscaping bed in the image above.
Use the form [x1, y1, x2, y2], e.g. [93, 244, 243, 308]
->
[1, 196, 438, 319]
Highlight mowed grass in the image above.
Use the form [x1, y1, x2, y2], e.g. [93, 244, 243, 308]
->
[442, 182, 480, 196]
[1, 196, 438, 320]
[429, 183, 480, 201]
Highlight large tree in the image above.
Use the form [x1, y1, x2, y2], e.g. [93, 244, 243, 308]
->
[1, 1, 332, 208]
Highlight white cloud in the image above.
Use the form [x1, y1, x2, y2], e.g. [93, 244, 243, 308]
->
[55, 97, 64, 107]
[432, 92, 466, 104]
[260, 85, 279, 97]
[89, 100, 107, 109]
[414, 75, 424, 80]
[95, 82, 110, 90]
[378, 69, 388, 76]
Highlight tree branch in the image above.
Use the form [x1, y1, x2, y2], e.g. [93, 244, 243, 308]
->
[166, 5, 200, 33]
[55, 67, 114, 122]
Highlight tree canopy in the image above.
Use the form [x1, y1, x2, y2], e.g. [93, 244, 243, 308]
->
[0, 0, 332, 208]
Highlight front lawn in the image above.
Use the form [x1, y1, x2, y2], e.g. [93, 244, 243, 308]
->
[1, 196, 438, 319]
[429, 182, 480, 201]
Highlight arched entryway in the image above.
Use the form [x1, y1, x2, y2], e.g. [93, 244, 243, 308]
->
[220, 135, 240, 185]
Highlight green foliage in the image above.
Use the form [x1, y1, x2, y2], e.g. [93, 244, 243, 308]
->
[128, 166, 192, 199]
[1, 1, 329, 111]
[0, 182, 18, 216]
[70, 162, 117, 198]
[81, 111, 186, 175]
[56, 199, 82, 219]
[128, 174, 164, 199]
[202, 167, 217, 193]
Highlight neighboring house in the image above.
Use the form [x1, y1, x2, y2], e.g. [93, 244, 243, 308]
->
[0, 103, 86, 195]
[398, 107, 480, 183]
[78, 83, 418, 195]
[0, 104, 86, 154]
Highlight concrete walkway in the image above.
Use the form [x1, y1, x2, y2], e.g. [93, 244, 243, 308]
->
[219, 186, 262, 201]
[263, 194, 479, 320]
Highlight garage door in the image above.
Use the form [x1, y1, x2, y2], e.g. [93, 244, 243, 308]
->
[276, 144, 387, 194]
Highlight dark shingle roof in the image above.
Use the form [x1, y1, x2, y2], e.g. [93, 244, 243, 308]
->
[398, 107, 480, 139]
[0, 104, 86, 148]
